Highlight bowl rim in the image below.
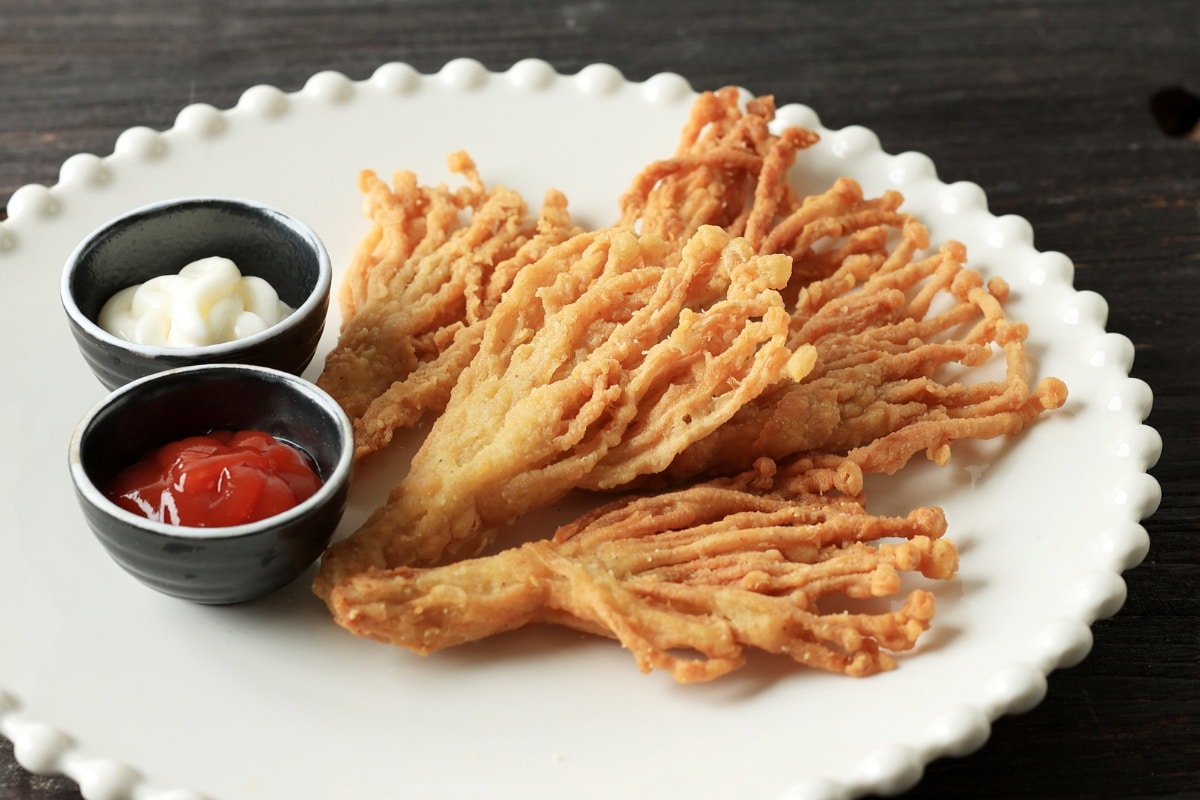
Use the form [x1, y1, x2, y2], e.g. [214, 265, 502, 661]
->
[68, 363, 354, 541]
[59, 195, 332, 358]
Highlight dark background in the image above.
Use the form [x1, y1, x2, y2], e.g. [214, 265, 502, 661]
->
[2, 2, 1196, 798]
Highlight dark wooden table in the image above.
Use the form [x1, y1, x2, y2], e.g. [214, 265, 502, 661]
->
[2, 2, 1196, 798]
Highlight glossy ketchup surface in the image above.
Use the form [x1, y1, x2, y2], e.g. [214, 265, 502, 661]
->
[105, 429, 323, 527]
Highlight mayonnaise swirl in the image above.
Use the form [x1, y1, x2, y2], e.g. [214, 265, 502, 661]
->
[98, 257, 293, 347]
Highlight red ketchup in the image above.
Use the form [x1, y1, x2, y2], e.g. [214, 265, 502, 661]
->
[104, 430, 323, 527]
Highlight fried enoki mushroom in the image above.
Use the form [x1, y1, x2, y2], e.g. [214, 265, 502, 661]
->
[318, 152, 580, 458]
[616, 89, 1067, 482]
[657, 182, 1068, 482]
[313, 225, 818, 597]
[325, 458, 958, 683]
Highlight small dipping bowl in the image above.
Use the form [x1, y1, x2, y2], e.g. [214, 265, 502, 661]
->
[69, 364, 353, 604]
[61, 197, 332, 390]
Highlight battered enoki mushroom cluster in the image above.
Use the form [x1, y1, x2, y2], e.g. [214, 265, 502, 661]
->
[659, 190, 1068, 482]
[318, 151, 580, 458]
[326, 459, 957, 682]
[614, 88, 1068, 485]
[313, 224, 818, 595]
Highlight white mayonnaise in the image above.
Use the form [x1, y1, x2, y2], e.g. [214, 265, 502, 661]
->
[98, 257, 293, 347]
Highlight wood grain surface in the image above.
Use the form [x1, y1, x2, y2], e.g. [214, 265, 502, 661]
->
[2, 2, 1196, 798]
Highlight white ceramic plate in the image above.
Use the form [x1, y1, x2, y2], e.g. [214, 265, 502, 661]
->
[0, 60, 1161, 800]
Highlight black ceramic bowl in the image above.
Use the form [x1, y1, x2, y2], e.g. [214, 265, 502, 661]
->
[61, 197, 332, 390]
[68, 364, 353, 604]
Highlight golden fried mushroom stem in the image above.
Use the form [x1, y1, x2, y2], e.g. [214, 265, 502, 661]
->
[326, 459, 957, 683]
[314, 226, 817, 596]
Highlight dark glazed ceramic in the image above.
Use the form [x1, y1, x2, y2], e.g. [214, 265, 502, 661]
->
[68, 364, 353, 604]
[60, 197, 331, 389]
